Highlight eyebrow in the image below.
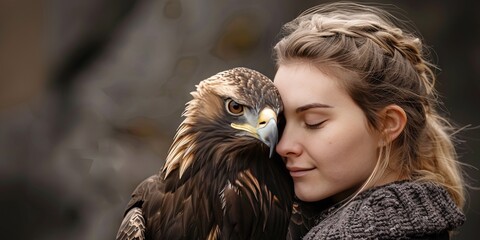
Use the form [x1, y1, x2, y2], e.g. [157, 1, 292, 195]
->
[296, 103, 333, 113]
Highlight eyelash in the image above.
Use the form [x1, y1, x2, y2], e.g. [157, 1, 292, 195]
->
[305, 120, 327, 129]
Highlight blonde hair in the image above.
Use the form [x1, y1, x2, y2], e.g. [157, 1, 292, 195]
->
[274, 2, 465, 208]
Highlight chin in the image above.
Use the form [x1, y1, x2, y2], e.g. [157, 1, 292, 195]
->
[294, 186, 322, 202]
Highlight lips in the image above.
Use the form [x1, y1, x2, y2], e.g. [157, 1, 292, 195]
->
[287, 166, 315, 178]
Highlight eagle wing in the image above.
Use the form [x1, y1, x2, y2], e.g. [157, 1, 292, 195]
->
[116, 207, 146, 240]
[116, 175, 158, 240]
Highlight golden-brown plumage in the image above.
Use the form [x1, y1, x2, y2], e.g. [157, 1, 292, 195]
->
[116, 67, 293, 240]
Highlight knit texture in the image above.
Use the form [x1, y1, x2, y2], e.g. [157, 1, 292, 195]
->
[303, 181, 465, 240]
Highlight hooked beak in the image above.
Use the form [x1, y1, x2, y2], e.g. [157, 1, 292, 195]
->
[231, 108, 278, 158]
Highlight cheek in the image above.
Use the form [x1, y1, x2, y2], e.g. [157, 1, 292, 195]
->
[309, 121, 379, 171]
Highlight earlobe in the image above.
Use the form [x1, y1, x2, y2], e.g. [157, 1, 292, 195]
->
[378, 105, 407, 146]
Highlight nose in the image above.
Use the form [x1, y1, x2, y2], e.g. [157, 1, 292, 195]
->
[276, 123, 302, 158]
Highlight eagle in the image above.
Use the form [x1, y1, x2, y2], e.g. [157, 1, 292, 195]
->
[116, 67, 294, 240]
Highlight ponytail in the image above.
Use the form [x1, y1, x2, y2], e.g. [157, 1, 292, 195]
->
[415, 112, 465, 208]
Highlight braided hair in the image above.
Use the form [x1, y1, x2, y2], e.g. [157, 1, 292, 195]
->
[274, 2, 465, 208]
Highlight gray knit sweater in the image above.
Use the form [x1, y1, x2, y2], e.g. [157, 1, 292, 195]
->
[296, 181, 465, 240]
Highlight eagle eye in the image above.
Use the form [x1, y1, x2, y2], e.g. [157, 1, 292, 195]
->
[225, 99, 244, 116]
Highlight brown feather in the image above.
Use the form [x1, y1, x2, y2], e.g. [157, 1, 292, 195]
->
[116, 207, 145, 240]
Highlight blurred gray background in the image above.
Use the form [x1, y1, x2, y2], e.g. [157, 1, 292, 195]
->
[0, 0, 478, 239]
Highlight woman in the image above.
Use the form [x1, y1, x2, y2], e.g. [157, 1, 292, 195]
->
[273, 2, 466, 239]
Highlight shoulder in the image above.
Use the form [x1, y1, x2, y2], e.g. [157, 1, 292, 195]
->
[358, 181, 464, 237]
[361, 180, 459, 216]
[304, 181, 465, 240]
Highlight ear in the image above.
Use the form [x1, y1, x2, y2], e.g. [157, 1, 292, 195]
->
[378, 104, 407, 147]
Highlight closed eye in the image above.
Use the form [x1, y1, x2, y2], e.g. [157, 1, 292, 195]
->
[305, 120, 327, 129]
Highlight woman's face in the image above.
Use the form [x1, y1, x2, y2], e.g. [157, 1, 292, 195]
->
[274, 62, 381, 202]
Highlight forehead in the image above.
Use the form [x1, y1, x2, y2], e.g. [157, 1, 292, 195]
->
[273, 63, 351, 111]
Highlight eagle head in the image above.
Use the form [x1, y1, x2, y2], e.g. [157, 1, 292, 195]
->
[163, 67, 283, 179]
